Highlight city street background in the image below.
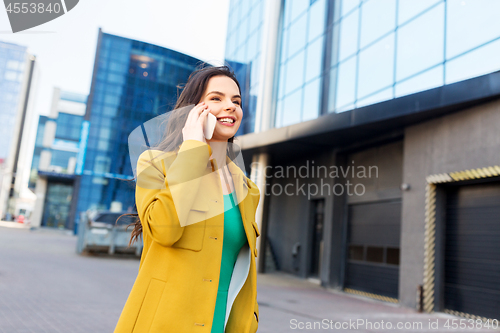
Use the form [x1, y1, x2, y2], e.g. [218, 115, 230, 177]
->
[1, 223, 498, 333]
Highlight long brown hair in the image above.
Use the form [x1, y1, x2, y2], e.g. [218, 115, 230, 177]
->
[119, 64, 242, 246]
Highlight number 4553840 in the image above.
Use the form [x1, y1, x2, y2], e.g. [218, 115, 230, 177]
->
[444, 318, 499, 330]
[6, 2, 62, 14]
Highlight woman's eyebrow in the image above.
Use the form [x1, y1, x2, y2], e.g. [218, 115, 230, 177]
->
[207, 91, 241, 99]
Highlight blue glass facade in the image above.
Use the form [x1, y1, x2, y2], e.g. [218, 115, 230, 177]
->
[55, 113, 83, 141]
[0, 41, 28, 163]
[225, 0, 265, 135]
[71, 30, 202, 228]
[28, 90, 86, 189]
[268, 0, 500, 127]
[276, 0, 328, 127]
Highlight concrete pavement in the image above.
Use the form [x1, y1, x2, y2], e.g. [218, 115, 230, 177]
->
[0, 224, 497, 333]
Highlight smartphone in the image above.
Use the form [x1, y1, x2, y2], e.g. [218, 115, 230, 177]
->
[203, 112, 217, 140]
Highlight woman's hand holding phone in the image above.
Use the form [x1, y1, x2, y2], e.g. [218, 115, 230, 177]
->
[182, 102, 212, 143]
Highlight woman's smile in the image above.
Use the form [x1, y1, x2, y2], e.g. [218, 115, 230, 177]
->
[216, 116, 236, 126]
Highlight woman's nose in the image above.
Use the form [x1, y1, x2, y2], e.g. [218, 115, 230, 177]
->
[225, 100, 236, 111]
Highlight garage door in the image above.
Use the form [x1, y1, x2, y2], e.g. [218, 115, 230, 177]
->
[445, 182, 500, 319]
[344, 200, 401, 299]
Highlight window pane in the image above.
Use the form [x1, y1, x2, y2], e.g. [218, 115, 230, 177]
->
[249, 1, 263, 33]
[275, 99, 284, 128]
[308, 0, 326, 43]
[248, 32, 259, 60]
[445, 38, 500, 85]
[250, 57, 260, 87]
[285, 50, 305, 95]
[282, 88, 302, 127]
[356, 87, 392, 108]
[303, 77, 321, 121]
[341, 0, 359, 17]
[281, 29, 289, 63]
[238, 18, 248, 47]
[240, 0, 250, 17]
[366, 246, 384, 263]
[305, 36, 323, 82]
[290, 0, 309, 23]
[398, 0, 440, 25]
[338, 9, 359, 62]
[395, 65, 443, 98]
[288, 13, 307, 57]
[396, 3, 444, 81]
[283, 0, 292, 28]
[349, 245, 364, 261]
[237, 1, 244, 21]
[359, 0, 396, 49]
[386, 247, 400, 265]
[446, 0, 500, 59]
[278, 64, 286, 98]
[358, 33, 395, 99]
[99, 127, 111, 140]
[335, 57, 356, 110]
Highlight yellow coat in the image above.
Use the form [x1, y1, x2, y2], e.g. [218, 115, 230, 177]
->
[114, 140, 261, 333]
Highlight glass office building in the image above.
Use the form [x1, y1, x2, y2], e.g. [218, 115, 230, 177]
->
[0, 41, 28, 163]
[227, 0, 500, 130]
[30, 91, 87, 188]
[230, 0, 500, 319]
[328, 0, 500, 113]
[0, 41, 38, 220]
[28, 89, 87, 228]
[69, 29, 203, 231]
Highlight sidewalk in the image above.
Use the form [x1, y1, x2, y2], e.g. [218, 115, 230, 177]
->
[255, 272, 499, 332]
[0, 226, 497, 333]
[0, 220, 31, 229]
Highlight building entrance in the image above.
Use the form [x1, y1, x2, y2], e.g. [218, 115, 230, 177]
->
[42, 183, 73, 228]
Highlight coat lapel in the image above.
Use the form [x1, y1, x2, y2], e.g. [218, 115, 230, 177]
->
[225, 155, 252, 242]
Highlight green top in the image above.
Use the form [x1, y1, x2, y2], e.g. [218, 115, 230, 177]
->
[211, 191, 247, 333]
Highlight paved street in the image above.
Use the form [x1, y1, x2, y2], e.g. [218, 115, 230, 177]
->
[0, 223, 498, 333]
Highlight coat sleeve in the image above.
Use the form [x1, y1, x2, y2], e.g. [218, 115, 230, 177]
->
[135, 140, 212, 247]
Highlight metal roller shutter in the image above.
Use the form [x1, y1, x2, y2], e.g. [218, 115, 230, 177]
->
[344, 200, 401, 299]
[445, 182, 500, 319]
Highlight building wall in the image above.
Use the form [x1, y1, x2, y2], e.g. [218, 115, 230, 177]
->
[265, 149, 334, 277]
[341, 141, 403, 298]
[400, 97, 500, 308]
[0, 42, 37, 219]
[264, 138, 405, 292]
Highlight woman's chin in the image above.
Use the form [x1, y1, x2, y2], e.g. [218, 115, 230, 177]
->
[207, 134, 234, 143]
[211, 128, 239, 141]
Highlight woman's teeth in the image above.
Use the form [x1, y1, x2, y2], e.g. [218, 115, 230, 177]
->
[218, 118, 234, 123]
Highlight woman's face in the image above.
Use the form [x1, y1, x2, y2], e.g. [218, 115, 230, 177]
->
[199, 75, 243, 142]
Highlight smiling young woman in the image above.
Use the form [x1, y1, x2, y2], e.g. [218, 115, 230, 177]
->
[114, 65, 261, 333]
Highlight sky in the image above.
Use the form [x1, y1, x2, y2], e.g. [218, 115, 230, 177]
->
[0, 0, 230, 118]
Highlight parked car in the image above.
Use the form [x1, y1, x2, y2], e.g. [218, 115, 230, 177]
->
[76, 211, 142, 256]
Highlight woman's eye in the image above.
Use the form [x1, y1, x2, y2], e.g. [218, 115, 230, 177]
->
[211, 97, 221, 101]
[233, 101, 241, 105]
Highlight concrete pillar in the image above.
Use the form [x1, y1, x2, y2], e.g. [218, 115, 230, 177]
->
[31, 177, 47, 228]
[254, 0, 282, 133]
